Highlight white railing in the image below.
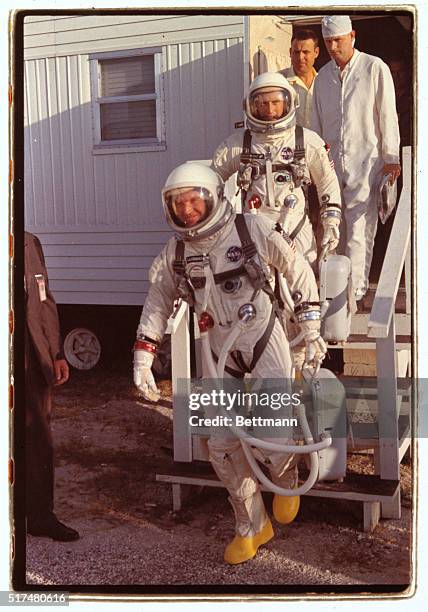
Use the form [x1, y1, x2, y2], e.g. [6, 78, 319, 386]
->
[366, 146, 412, 518]
[167, 300, 192, 461]
[368, 146, 412, 338]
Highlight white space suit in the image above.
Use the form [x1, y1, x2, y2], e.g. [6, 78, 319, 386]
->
[133, 162, 326, 564]
[311, 49, 400, 298]
[212, 72, 342, 268]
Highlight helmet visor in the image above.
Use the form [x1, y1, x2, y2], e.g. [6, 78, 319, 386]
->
[164, 187, 214, 230]
[248, 87, 292, 124]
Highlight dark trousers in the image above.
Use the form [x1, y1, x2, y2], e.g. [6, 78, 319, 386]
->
[25, 339, 54, 526]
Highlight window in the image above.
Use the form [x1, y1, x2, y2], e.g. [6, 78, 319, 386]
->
[90, 48, 165, 151]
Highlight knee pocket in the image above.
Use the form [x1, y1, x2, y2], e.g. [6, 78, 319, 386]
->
[208, 439, 258, 499]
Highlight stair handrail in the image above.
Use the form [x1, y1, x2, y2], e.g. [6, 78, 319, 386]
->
[367, 146, 412, 339]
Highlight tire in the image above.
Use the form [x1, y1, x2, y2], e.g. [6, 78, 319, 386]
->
[63, 327, 102, 370]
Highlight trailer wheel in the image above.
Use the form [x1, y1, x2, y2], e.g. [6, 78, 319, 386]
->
[64, 327, 102, 370]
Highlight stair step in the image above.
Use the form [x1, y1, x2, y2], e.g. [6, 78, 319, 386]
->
[340, 375, 412, 396]
[356, 286, 407, 314]
[327, 334, 411, 350]
[157, 460, 399, 501]
[350, 312, 410, 335]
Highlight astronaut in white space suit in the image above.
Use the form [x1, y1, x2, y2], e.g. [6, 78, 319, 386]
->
[311, 15, 401, 301]
[133, 162, 326, 564]
[211, 72, 342, 269]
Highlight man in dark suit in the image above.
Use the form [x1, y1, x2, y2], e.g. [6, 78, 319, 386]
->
[25, 232, 79, 541]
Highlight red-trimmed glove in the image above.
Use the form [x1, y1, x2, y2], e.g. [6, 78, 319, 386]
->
[133, 349, 160, 402]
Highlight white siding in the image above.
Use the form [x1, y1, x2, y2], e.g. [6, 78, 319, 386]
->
[34, 230, 171, 305]
[23, 14, 244, 59]
[24, 15, 244, 305]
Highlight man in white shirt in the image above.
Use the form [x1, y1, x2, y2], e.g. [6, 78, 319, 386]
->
[311, 15, 401, 301]
[280, 29, 319, 129]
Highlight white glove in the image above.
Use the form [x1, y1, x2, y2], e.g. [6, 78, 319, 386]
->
[303, 330, 327, 375]
[321, 217, 340, 253]
[291, 317, 326, 375]
[133, 350, 160, 402]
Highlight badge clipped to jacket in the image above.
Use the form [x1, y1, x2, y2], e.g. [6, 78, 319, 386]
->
[378, 174, 397, 224]
[35, 273, 47, 302]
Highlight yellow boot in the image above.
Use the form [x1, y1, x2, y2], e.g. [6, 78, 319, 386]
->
[224, 519, 274, 565]
[272, 494, 300, 525]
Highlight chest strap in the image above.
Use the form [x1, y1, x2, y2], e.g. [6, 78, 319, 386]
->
[172, 215, 258, 290]
[240, 125, 305, 157]
[257, 163, 294, 174]
[173, 215, 292, 305]
[234, 213, 258, 260]
[240, 129, 255, 208]
[239, 125, 308, 204]
[211, 306, 277, 378]
[294, 124, 305, 160]
[172, 239, 184, 268]
[172, 239, 196, 304]
[240, 125, 306, 168]
[289, 213, 307, 241]
[241, 128, 253, 163]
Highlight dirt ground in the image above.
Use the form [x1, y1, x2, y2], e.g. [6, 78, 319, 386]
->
[25, 359, 413, 593]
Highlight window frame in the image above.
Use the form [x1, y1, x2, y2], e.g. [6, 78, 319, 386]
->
[89, 47, 165, 154]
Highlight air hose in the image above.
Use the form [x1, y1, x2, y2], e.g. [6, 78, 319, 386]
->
[199, 312, 331, 496]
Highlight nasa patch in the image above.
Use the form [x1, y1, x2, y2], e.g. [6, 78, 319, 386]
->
[226, 246, 243, 263]
[281, 147, 294, 161]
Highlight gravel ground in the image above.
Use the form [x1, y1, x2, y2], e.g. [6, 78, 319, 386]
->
[25, 364, 413, 593]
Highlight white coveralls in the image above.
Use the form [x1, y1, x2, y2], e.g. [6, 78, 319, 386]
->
[137, 213, 320, 537]
[212, 126, 342, 268]
[311, 49, 400, 297]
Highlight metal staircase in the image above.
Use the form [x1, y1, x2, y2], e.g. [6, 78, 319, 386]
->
[339, 146, 413, 521]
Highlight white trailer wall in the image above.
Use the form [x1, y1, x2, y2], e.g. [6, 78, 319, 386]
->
[23, 14, 244, 305]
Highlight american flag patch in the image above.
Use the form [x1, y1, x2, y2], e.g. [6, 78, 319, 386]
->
[274, 222, 296, 253]
[282, 231, 296, 253]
